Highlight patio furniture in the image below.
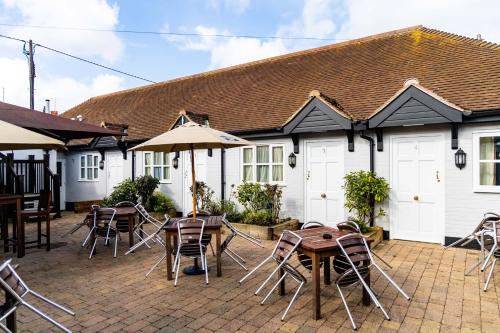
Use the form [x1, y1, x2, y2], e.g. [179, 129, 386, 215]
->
[18, 189, 51, 252]
[240, 231, 304, 320]
[88, 208, 117, 259]
[335, 233, 410, 330]
[164, 216, 223, 281]
[187, 211, 215, 256]
[297, 222, 324, 271]
[482, 220, 500, 291]
[220, 215, 264, 270]
[337, 221, 393, 269]
[0, 259, 74, 333]
[173, 218, 209, 286]
[0, 194, 22, 257]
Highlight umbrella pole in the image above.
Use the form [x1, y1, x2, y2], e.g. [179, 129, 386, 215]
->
[190, 146, 197, 220]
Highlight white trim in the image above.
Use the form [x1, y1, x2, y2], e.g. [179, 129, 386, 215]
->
[78, 153, 100, 182]
[389, 133, 445, 244]
[472, 130, 500, 193]
[143, 151, 173, 184]
[239, 144, 286, 185]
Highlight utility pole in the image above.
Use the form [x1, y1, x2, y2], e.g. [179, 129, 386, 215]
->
[28, 39, 35, 110]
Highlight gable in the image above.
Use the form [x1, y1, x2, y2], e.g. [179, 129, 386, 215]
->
[369, 85, 463, 128]
[283, 98, 352, 134]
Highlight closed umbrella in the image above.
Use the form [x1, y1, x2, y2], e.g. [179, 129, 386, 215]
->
[130, 121, 253, 218]
[0, 119, 65, 150]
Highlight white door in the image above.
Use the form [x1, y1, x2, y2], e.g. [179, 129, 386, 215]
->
[183, 150, 207, 215]
[305, 140, 344, 226]
[390, 134, 444, 243]
[107, 151, 124, 195]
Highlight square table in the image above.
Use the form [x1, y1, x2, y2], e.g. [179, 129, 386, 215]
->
[286, 226, 372, 320]
[163, 216, 222, 280]
[86, 206, 139, 249]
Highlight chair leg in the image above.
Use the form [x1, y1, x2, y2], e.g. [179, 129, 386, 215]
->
[227, 248, 246, 263]
[0, 321, 12, 333]
[204, 254, 209, 285]
[37, 217, 42, 249]
[22, 301, 72, 333]
[146, 254, 167, 277]
[282, 281, 304, 321]
[372, 252, 392, 269]
[46, 215, 50, 251]
[89, 238, 97, 259]
[483, 258, 497, 291]
[261, 272, 287, 304]
[81, 227, 94, 247]
[373, 263, 410, 300]
[239, 256, 272, 284]
[209, 243, 215, 256]
[29, 290, 75, 316]
[337, 284, 357, 330]
[174, 255, 181, 287]
[224, 250, 247, 270]
[114, 236, 118, 258]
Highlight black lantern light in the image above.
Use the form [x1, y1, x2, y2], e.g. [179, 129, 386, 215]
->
[99, 159, 105, 170]
[288, 152, 296, 168]
[172, 157, 179, 169]
[455, 148, 466, 169]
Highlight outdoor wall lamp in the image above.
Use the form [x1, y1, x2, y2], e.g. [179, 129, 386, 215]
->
[288, 152, 296, 168]
[455, 148, 466, 169]
[172, 157, 179, 169]
[99, 159, 105, 170]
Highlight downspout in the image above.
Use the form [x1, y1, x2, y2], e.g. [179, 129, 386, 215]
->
[359, 131, 375, 227]
[221, 148, 226, 200]
[131, 151, 136, 181]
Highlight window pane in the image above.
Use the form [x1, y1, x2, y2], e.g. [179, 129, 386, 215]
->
[144, 153, 152, 166]
[163, 167, 170, 180]
[93, 155, 98, 166]
[480, 162, 500, 185]
[80, 168, 85, 179]
[272, 146, 283, 163]
[87, 155, 92, 166]
[257, 165, 269, 182]
[154, 152, 162, 165]
[243, 165, 253, 182]
[87, 168, 92, 180]
[94, 168, 98, 179]
[145, 167, 151, 176]
[80, 156, 85, 167]
[243, 148, 253, 163]
[256, 146, 269, 163]
[272, 165, 283, 182]
[163, 153, 170, 165]
[153, 167, 161, 179]
[480, 137, 500, 160]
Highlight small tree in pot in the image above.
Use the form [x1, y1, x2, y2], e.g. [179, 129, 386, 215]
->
[343, 170, 390, 233]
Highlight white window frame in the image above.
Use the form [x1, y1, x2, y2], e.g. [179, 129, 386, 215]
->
[143, 152, 172, 183]
[78, 153, 99, 181]
[240, 144, 285, 184]
[473, 130, 500, 193]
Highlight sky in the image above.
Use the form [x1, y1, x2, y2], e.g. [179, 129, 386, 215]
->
[0, 0, 499, 112]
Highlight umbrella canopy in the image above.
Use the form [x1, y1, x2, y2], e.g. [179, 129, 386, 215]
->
[0, 119, 65, 150]
[131, 122, 253, 218]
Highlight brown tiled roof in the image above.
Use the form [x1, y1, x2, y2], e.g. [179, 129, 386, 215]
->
[63, 25, 500, 142]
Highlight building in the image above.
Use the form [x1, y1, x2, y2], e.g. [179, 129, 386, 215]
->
[62, 26, 500, 245]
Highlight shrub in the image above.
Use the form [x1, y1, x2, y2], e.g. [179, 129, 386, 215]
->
[343, 170, 390, 233]
[190, 181, 214, 211]
[235, 182, 282, 225]
[102, 179, 138, 207]
[151, 191, 175, 214]
[242, 210, 274, 226]
[206, 198, 242, 222]
[263, 184, 282, 223]
[135, 175, 160, 211]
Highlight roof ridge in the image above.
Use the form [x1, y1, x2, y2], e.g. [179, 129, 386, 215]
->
[420, 27, 500, 50]
[66, 25, 424, 111]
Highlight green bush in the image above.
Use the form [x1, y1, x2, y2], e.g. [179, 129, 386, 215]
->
[235, 182, 269, 212]
[206, 198, 242, 222]
[151, 191, 175, 214]
[189, 181, 214, 211]
[242, 210, 274, 226]
[343, 170, 390, 233]
[135, 175, 160, 211]
[102, 179, 138, 207]
[235, 182, 282, 225]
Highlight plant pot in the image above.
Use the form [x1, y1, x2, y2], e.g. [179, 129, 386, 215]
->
[222, 219, 299, 240]
[364, 226, 383, 248]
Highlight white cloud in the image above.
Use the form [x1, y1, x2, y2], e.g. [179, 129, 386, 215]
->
[336, 0, 500, 43]
[1, 0, 124, 62]
[207, 0, 251, 15]
[0, 57, 124, 111]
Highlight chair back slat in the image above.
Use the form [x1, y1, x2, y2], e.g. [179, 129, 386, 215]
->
[178, 219, 205, 243]
[272, 231, 302, 262]
[336, 234, 371, 266]
[0, 261, 27, 297]
[337, 221, 360, 233]
[93, 208, 116, 227]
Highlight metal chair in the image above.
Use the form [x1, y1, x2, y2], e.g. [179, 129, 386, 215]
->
[220, 215, 264, 271]
[337, 221, 392, 269]
[173, 218, 209, 286]
[187, 211, 215, 255]
[240, 231, 305, 320]
[0, 259, 75, 333]
[87, 208, 117, 259]
[135, 203, 169, 247]
[335, 233, 410, 330]
[125, 215, 171, 277]
[296, 221, 324, 271]
[17, 189, 51, 251]
[482, 220, 500, 291]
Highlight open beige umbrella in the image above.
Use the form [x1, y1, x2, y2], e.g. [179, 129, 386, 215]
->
[131, 121, 253, 218]
[0, 119, 65, 150]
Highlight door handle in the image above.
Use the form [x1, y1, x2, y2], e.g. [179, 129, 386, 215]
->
[436, 170, 440, 182]
[320, 193, 326, 199]
[413, 195, 419, 201]
[306, 171, 311, 180]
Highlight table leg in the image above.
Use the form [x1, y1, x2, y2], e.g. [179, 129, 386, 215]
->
[279, 267, 286, 296]
[215, 229, 222, 277]
[323, 257, 331, 285]
[1, 205, 8, 252]
[363, 271, 371, 306]
[166, 232, 173, 281]
[128, 215, 134, 249]
[16, 199, 24, 258]
[312, 253, 321, 319]
[6, 293, 17, 333]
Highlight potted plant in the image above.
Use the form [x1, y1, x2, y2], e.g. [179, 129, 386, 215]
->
[343, 170, 390, 246]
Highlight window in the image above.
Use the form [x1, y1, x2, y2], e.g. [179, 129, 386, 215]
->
[144, 152, 171, 182]
[241, 144, 284, 183]
[79, 154, 99, 181]
[473, 132, 500, 192]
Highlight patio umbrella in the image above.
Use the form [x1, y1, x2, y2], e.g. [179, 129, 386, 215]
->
[130, 121, 253, 219]
[0, 119, 65, 150]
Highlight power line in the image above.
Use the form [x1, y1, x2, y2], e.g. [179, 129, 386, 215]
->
[0, 22, 350, 41]
[0, 33, 156, 83]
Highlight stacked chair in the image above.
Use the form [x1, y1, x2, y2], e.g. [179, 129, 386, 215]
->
[239, 231, 305, 320]
[85, 207, 118, 259]
[482, 219, 500, 291]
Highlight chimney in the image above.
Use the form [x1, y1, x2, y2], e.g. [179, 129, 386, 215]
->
[50, 110, 58, 116]
[45, 99, 50, 113]
[477, 34, 482, 41]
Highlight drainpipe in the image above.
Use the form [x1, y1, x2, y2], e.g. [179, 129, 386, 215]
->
[221, 148, 226, 200]
[131, 151, 136, 181]
[360, 132, 375, 227]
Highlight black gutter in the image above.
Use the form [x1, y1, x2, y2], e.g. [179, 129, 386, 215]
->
[131, 151, 136, 181]
[221, 148, 226, 200]
[359, 131, 375, 227]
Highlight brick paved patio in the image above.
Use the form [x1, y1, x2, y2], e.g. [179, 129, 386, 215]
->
[2, 213, 499, 332]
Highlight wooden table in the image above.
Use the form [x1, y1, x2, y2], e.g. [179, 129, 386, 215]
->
[163, 216, 222, 280]
[0, 194, 23, 258]
[289, 226, 372, 320]
[86, 206, 139, 249]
